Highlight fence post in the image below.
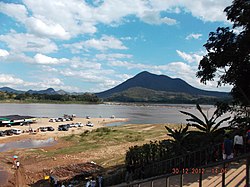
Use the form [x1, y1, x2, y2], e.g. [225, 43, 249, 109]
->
[247, 156, 250, 187]
[180, 173, 183, 187]
[199, 171, 202, 187]
[151, 180, 154, 187]
[166, 177, 169, 187]
[222, 163, 226, 187]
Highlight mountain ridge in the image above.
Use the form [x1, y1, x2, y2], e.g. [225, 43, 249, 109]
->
[96, 71, 229, 99]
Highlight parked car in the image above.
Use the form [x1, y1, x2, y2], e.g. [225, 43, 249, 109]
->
[40, 127, 47, 132]
[12, 128, 22, 135]
[86, 116, 91, 119]
[0, 130, 5, 136]
[69, 123, 77, 128]
[49, 118, 56, 122]
[4, 129, 13, 136]
[75, 122, 83, 127]
[47, 126, 55, 131]
[86, 121, 94, 127]
[58, 125, 69, 131]
[6, 124, 11, 127]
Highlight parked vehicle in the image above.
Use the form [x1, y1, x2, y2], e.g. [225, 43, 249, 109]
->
[75, 122, 83, 127]
[47, 126, 55, 131]
[58, 125, 69, 131]
[0, 130, 5, 136]
[12, 128, 22, 135]
[49, 118, 56, 122]
[6, 124, 11, 127]
[86, 121, 94, 127]
[86, 116, 91, 119]
[4, 129, 13, 136]
[40, 127, 47, 132]
[69, 123, 77, 128]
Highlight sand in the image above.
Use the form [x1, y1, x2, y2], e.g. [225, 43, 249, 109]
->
[0, 117, 128, 143]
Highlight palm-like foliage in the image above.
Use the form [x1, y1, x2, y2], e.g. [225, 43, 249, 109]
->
[180, 104, 230, 135]
[165, 125, 189, 143]
[165, 125, 189, 154]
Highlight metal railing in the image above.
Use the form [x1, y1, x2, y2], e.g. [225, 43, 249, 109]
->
[103, 143, 223, 186]
[114, 152, 250, 187]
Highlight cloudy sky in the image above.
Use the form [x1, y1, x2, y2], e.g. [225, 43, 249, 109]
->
[0, 0, 233, 93]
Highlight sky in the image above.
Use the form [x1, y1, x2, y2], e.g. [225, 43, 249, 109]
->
[0, 0, 234, 93]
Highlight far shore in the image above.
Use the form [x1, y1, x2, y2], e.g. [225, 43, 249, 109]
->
[0, 117, 128, 143]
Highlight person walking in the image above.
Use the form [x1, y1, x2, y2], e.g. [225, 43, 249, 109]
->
[234, 132, 244, 157]
[223, 134, 233, 160]
[16, 160, 20, 169]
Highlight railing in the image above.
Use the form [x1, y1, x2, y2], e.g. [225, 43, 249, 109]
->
[103, 143, 223, 186]
[114, 152, 250, 187]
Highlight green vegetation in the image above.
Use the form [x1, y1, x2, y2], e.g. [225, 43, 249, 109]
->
[0, 91, 100, 104]
[35, 125, 167, 158]
[197, 0, 250, 129]
[124, 104, 230, 178]
[106, 87, 227, 104]
[180, 104, 230, 144]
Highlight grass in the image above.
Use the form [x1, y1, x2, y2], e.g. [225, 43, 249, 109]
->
[26, 124, 175, 167]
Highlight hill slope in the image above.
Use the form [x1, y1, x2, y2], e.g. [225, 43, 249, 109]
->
[96, 71, 229, 101]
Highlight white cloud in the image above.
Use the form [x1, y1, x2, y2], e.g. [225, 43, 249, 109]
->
[0, 0, 231, 41]
[84, 35, 127, 51]
[34, 54, 68, 65]
[0, 32, 58, 53]
[0, 2, 28, 22]
[180, 0, 231, 22]
[96, 53, 132, 61]
[0, 49, 9, 57]
[70, 57, 101, 69]
[186, 33, 202, 40]
[176, 50, 204, 64]
[140, 10, 177, 25]
[34, 54, 58, 65]
[25, 17, 71, 40]
[64, 35, 127, 53]
[3, 52, 34, 64]
[0, 74, 24, 85]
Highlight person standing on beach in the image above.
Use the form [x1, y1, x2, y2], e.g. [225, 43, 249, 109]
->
[16, 160, 20, 169]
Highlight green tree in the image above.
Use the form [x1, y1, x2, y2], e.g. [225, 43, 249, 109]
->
[197, 0, 250, 106]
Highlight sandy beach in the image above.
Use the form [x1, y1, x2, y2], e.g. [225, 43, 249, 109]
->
[0, 117, 128, 143]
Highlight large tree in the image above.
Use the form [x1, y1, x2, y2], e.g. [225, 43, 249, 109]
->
[197, 0, 250, 107]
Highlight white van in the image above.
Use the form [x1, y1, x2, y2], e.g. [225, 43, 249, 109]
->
[12, 128, 22, 135]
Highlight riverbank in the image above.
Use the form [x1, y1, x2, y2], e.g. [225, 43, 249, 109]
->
[0, 123, 179, 186]
[0, 117, 127, 143]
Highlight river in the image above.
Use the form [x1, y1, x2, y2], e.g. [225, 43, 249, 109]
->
[0, 103, 219, 125]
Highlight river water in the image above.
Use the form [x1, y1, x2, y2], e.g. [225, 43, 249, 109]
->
[0, 103, 218, 125]
[0, 138, 56, 152]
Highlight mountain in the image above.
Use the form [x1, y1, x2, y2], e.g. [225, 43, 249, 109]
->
[56, 89, 69, 95]
[0, 87, 24, 94]
[0, 87, 79, 96]
[26, 88, 58, 95]
[96, 71, 229, 102]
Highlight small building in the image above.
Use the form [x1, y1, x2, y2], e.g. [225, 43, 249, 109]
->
[0, 115, 37, 127]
